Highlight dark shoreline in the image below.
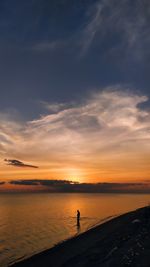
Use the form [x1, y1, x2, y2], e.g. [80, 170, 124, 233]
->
[10, 206, 150, 267]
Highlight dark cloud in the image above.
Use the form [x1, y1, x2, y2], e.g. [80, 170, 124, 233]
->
[0, 181, 5, 185]
[4, 159, 38, 168]
[9, 179, 150, 193]
[10, 180, 39, 186]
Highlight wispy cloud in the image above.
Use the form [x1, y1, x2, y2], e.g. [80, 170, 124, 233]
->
[22, 0, 150, 61]
[0, 87, 150, 181]
[40, 100, 72, 113]
[79, 0, 150, 59]
[31, 40, 66, 52]
[79, 1, 103, 55]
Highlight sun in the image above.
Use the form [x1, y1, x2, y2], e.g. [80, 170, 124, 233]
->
[65, 168, 84, 183]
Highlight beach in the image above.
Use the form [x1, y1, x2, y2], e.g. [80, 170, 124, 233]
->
[11, 206, 150, 267]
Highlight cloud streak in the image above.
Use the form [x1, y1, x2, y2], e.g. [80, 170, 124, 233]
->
[19, 0, 150, 64]
[8, 179, 150, 193]
[31, 40, 66, 52]
[0, 181, 5, 185]
[4, 159, 38, 168]
[79, 0, 150, 59]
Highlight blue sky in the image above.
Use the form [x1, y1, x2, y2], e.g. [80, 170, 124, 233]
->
[0, 0, 150, 120]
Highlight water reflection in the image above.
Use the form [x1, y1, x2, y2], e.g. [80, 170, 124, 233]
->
[77, 221, 81, 233]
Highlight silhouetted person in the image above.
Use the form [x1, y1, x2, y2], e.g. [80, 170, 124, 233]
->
[77, 210, 80, 226]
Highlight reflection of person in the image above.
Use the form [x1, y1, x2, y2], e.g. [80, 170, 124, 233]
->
[77, 210, 80, 226]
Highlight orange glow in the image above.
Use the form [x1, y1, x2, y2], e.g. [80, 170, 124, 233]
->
[0, 154, 150, 184]
[0, 90, 150, 190]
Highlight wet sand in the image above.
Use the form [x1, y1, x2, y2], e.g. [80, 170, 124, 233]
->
[11, 206, 150, 267]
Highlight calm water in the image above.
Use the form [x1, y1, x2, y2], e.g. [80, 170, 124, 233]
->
[0, 193, 149, 267]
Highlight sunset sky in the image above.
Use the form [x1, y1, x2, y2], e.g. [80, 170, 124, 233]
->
[0, 0, 150, 189]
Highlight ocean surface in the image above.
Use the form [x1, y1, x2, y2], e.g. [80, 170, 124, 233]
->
[0, 193, 149, 267]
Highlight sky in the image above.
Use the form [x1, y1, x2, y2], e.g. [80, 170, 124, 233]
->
[0, 0, 150, 189]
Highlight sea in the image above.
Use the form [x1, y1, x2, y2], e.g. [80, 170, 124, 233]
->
[0, 193, 149, 267]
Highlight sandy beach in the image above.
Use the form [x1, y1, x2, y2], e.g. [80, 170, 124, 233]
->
[11, 206, 150, 267]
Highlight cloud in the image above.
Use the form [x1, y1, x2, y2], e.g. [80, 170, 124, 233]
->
[0, 181, 5, 185]
[79, 0, 150, 59]
[10, 179, 75, 186]
[31, 40, 66, 52]
[4, 159, 38, 168]
[9, 179, 150, 193]
[11, 0, 149, 62]
[0, 87, 150, 181]
[79, 1, 103, 55]
[10, 180, 40, 186]
[40, 101, 71, 113]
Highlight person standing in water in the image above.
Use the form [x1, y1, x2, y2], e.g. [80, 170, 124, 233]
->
[77, 210, 80, 226]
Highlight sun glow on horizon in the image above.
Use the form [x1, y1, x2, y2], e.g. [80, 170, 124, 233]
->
[0, 89, 150, 186]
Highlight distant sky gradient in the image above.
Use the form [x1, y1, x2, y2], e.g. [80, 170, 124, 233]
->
[0, 0, 150, 187]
